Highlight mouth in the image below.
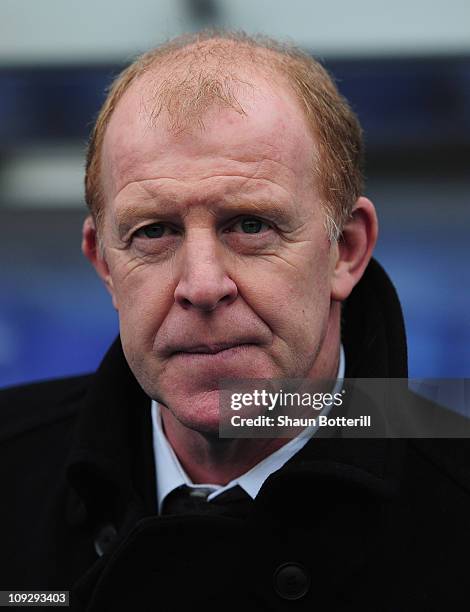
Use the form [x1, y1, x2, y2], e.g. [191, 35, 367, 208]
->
[173, 342, 252, 356]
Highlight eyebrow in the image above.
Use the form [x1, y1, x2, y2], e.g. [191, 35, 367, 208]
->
[115, 197, 295, 238]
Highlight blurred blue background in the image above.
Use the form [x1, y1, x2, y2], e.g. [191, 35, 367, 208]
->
[1, 0, 469, 387]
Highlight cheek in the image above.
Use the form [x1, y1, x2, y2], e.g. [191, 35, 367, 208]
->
[240, 250, 331, 342]
[111, 263, 175, 346]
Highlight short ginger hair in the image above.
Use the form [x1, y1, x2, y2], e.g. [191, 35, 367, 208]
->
[85, 29, 364, 241]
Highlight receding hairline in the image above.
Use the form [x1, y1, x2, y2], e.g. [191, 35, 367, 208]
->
[109, 37, 316, 134]
[100, 51, 319, 199]
[96, 38, 318, 214]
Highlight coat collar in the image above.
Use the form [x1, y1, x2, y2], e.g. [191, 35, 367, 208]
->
[342, 258, 408, 377]
[65, 257, 408, 526]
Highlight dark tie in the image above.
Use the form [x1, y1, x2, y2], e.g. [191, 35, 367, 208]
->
[161, 484, 254, 518]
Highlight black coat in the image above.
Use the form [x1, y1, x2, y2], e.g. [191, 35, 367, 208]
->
[1, 258, 469, 611]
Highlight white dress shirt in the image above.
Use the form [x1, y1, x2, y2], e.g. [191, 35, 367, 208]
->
[151, 345, 345, 513]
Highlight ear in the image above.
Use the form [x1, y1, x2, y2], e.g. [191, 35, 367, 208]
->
[330, 196, 378, 301]
[81, 215, 119, 310]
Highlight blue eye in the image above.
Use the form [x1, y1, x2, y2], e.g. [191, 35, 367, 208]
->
[240, 218, 264, 233]
[223, 216, 271, 236]
[137, 224, 166, 239]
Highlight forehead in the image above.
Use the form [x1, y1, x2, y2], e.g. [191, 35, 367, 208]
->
[101, 67, 317, 199]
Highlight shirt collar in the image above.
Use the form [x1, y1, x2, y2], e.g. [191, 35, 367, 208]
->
[152, 344, 345, 512]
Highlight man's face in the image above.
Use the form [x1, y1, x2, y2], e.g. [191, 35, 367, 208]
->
[96, 72, 338, 433]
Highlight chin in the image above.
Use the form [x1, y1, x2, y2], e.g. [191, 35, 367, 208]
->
[161, 388, 224, 436]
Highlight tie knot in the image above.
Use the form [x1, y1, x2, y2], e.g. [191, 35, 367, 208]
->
[161, 484, 253, 518]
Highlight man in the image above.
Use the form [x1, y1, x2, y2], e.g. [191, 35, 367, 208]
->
[1, 30, 469, 611]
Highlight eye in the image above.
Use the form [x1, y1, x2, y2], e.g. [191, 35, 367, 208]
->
[228, 217, 270, 234]
[134, 223, 169, 239]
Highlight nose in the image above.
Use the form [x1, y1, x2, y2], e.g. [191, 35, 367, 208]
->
[174, 231, 238, 312]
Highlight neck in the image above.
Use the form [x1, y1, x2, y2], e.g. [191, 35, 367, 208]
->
[161, 303, 341, 485]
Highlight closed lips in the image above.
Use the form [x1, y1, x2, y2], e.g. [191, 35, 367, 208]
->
[167, 340, 260, 356]
[177, 343, 249, 354]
